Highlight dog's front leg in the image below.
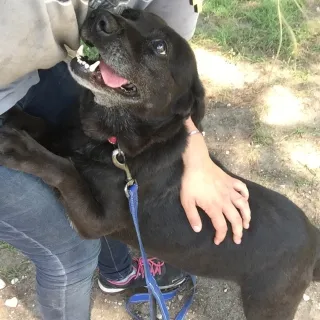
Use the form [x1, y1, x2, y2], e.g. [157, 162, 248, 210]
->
[0, 126, 112, 239]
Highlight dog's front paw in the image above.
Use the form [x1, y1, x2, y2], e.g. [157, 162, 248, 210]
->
[0, 126, 72, 187]
[0, 126, 45, 171]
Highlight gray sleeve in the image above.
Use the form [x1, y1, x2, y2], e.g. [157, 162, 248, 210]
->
[0, 72, 40, 116]
[0, 0, 90, 114]
[145, 0, 200, 40]
[0, 0, 88, 88]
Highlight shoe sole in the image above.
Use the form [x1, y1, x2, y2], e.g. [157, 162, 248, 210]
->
[98, 280, 126, 293]
[98, 277, 187, 294]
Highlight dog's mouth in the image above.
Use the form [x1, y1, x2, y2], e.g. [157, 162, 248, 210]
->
[70, 41, 138, 96]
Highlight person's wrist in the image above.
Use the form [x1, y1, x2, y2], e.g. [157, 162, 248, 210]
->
[183, 133, 209, 166]
[188, 130, 205, 138]
[183, 116, 210, 166]
[185, 117, 197, 131]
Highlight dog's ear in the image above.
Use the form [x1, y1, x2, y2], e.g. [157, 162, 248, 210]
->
[171, 75, 205, 127]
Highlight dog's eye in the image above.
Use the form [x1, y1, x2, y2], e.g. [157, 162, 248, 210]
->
[151, 40, 167, 56]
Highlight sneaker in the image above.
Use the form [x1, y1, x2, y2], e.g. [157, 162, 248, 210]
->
[98, 257, 187, 293]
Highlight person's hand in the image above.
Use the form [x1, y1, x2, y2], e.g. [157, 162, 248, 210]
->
[181, 118, 251, 245]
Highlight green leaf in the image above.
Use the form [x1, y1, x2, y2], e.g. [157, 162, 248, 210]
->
[80, 40, 100, 61]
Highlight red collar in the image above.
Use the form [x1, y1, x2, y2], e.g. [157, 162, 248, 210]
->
[108, 136, 117, 145]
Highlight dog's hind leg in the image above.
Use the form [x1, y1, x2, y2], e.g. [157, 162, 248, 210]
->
[241, 268, 311, 320]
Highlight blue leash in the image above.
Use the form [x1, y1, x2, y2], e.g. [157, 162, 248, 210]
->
[112, 148, 196, 320]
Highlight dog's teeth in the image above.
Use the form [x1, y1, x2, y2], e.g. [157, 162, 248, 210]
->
[84, 63, 90, 69]
[76, 45, 84, 57]
[89, 61, 100, 72]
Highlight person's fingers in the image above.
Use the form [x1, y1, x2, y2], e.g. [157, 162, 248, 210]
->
[222, 202, 243, 244]
[233, 179, 249, 200]
[211, 215, 228, 245]
[203, 204, 227, 245]
[182, 199, 202, 232]
[231, 191, 251, 229]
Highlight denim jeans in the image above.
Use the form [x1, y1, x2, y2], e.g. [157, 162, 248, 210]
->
[0, 62, 132, 320]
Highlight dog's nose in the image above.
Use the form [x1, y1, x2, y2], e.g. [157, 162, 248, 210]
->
[95, 11, 120, 35]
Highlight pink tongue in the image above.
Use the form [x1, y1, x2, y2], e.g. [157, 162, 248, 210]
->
[99, 60, 128, 88]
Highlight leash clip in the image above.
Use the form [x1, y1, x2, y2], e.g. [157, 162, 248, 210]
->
[112, 148, 136, 197]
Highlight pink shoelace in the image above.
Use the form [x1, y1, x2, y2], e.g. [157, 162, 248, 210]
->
[133, 257, 165, 279]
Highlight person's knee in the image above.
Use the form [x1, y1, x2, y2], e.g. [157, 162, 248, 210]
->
[0, 166, 58, 219]
[0, 166, 100, 290]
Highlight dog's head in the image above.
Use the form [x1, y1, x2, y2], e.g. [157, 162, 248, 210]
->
[69, 8, 205, 153]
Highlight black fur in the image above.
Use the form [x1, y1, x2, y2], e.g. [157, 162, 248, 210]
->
[0, 8, 319, 320]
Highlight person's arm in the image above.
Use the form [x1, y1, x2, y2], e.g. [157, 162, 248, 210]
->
[181, 117, 251, 245]
[0, 0, 89, 88]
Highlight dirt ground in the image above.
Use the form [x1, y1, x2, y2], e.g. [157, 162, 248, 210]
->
[1, 30, 320, 320]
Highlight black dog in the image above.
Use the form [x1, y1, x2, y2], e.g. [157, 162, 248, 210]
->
[0, 8, 319, 320]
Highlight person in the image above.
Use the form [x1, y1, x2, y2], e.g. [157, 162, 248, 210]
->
[0, 1, 251, 319]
